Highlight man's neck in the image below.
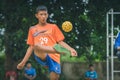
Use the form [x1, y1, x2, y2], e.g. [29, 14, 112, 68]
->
[38, 22, 47, 26]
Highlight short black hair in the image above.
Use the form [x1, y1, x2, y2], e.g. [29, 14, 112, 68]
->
[36, 5, 48, 13]
[89, 64, 94, 67]
[26, 61, 31, 65]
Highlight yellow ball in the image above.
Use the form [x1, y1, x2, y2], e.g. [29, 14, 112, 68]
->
[62, 21, 73, 32]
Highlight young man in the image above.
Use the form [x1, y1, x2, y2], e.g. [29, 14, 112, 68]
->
[114, 32, 120, 60]
[17, 5, 77, 80]
[85, 64, 98, 80]
[24, 62, 36, 80]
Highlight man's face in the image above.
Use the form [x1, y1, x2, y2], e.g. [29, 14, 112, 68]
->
[27, 63, 31, 69]
[35, 11, 48, 24]
[89, 66, 94, 71]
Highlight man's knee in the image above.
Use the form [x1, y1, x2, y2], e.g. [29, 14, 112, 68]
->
[34, 44, 42, 50]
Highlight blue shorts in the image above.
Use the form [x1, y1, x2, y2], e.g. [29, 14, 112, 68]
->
[34, 54, 61, 74]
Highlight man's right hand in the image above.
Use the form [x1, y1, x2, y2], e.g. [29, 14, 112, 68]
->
[17, 62, 25, 70]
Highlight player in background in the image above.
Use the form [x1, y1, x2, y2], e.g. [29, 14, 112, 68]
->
[24, 62, 36, 80]
[114, 32, 120, 60]
[17, 5, 77, 80]
[85, 64, 98, 80]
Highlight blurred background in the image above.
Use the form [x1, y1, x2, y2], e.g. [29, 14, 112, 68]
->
[0, 0, 120, 80]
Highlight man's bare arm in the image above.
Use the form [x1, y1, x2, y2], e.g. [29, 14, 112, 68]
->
[17, 45, 34, 69]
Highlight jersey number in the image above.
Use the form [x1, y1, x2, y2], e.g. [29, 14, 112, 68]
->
[39, 37, 48, 45]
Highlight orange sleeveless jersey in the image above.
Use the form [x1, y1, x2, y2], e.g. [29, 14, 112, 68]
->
[27, 23, 65, 63]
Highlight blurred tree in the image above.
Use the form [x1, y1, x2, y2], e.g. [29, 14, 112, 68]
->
[2, 0, 32, 70]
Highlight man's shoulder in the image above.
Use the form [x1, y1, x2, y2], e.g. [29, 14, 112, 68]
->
[85, 70, 90, 75]
[93, 70, 97, 73]
[47, 23, 58, 27]
[85, 70, 90, 73]
[31, 67, 36, 70]
[29, 25, 37, 30]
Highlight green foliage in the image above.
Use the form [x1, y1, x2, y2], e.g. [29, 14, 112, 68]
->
[0, 52, 5, 63]
[0, 52, 5, 79]
[0, 65, 5, 79]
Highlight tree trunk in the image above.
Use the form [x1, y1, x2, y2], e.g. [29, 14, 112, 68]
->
[3, 0, 19, 71]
